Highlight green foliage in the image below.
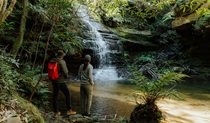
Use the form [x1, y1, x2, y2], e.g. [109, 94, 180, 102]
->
[173, 0, 210, 33]
[34, 82, 51, 108]
[0, 50, 19, 102]
[138, 52, 156, 63]
[2, 0, 85, 69]
[145, 15, 181, 45]
[0, 49, 50, 109]
[1, 21, 15, 31]
[81, 0, 129, 22]
[133, 52, 157, 66]
[180, 0, 204, 13]
[129, 67, 188, 104]
[194, 8, 210, 30]
[17, 64, 50, 109]
[124, 0, 174, 19]
[51, 31, 83, 54]
[38, 0, 74, 20]
[129, 65, 188, 122]
[0, 21, 16, 44]
[175, 0, 204, 16]
[159, 30, 181, 44]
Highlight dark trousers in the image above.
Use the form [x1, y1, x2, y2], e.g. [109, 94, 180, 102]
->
[52, 82, 72, 112]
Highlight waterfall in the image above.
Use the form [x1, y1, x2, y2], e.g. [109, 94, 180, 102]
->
[76, 5, 123, 81]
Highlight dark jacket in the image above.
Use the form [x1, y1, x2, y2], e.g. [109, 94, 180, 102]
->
[49, 58, 68, 83]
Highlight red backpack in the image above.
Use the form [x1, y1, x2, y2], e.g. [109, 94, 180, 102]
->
[48, 62, 60, 80]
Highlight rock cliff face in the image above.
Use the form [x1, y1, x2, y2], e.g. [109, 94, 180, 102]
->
[110, 27, 157, 60]
[172, 1, 210, 66]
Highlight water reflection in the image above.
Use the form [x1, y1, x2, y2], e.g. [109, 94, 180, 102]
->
[68, 80, 136, 119]
[67, 80, 210, 122]
[92, 80, 135, 118]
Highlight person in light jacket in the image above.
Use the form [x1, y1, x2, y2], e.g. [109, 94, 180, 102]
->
[78, 54, 94, 117]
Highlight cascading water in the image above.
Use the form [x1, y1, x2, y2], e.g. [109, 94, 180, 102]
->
[76, 5, 123, 82]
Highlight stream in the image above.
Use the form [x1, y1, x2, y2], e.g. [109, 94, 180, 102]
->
[65, 80, 210, 123]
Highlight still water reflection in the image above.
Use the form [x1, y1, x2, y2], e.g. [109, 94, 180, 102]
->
[67, 80, 210, 122]
[68, 80, 136, 119]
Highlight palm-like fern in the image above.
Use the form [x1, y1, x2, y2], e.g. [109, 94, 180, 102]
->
[130, 67, 188, 104]
[129, 67, 188, 123]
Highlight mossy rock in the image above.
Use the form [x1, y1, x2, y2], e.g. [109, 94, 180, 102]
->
[13, 94, 45, 123]
[110, 27, 156, 47]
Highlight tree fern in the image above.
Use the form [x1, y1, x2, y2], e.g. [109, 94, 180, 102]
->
[129, 67, 188, 104]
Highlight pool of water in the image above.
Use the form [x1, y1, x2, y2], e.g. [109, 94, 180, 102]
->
[66, 80, 136, 119]
[56, 80, 210, 122]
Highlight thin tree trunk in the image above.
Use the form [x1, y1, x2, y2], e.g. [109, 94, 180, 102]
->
[10, 0, 28, 59]
[29, 3, 61, 101]
[32, 22, 45, 70]
[0, 0, 17, 28]
[29, 22, 55, 101]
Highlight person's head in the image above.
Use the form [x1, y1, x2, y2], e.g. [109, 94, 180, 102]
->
[83, 54, 91, 70]
[55, 50, 66, 59]
[84, 54, 91, 63]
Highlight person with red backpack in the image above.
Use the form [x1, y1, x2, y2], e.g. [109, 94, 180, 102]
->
[48, 50, 76, 117]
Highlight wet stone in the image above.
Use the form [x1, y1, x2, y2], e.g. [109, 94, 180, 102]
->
[43, 112, 98, 123]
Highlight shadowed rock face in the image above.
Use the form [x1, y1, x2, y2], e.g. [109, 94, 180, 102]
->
[174, 31, 210, 66]
[172, 1, 210, 66]
[180, 32, 210, 66]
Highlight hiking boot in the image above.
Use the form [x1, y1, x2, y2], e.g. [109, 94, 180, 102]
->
[66, 109, 76, 115]
[82, 112, 87, 117]
[82, 112, 91, 117]
[54, 112, 61, 117]
[85, 114, 91, 117]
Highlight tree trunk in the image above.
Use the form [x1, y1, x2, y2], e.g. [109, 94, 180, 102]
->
[29, 22, 55, 101]
[29, 7, 61, 100]
[0, 0, 17, 28]
[10, 0, 28, 59]
[32, 22, 45, 70]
